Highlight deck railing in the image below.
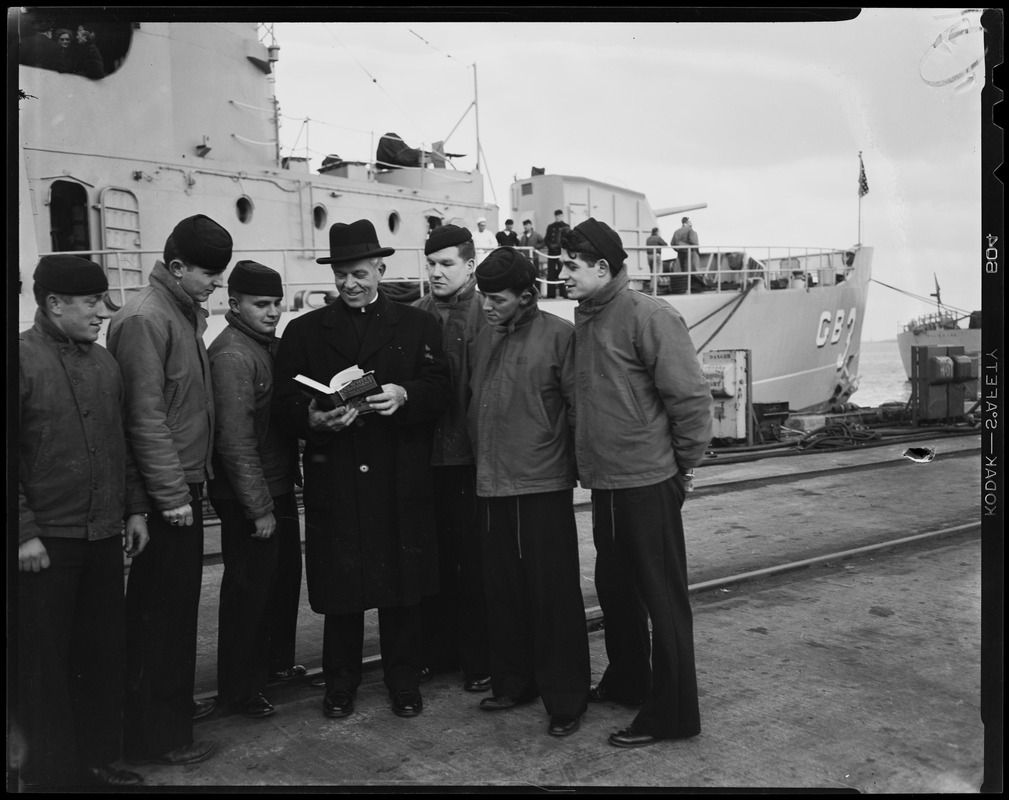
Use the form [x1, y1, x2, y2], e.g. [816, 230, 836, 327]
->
[32, 243, 858, 319]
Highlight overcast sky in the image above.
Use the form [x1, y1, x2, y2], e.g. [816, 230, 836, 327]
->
[266, 9, 987, 342]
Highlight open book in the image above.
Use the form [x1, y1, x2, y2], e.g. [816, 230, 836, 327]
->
[294, 366, 382, 414]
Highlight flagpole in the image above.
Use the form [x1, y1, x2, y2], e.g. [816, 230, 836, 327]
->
[857, 151, 862, 246]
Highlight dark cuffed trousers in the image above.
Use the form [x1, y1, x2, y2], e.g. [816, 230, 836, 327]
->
[213, 491, 302, 706]
[420, 465, 490, 679]
[122, 483, 204, 760]
[591, 474, 700, 739]
[322, 604, 423, 694]
[479, 489, 590, 717]
[15, 535, 126, 788]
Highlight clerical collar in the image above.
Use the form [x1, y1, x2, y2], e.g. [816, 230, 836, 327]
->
[345, 293, 380, 314]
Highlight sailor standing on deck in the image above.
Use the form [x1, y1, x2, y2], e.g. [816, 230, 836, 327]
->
[207, 261, 304, 720]
[108, 214, 232, 767]
[544, 209, 571, 299]
[559, 218, 713, 748]
[272, 220, 450, 721]
[472, 217, 499, 264]
[16, 256, 149, 789]
[413, 224, 492, 692]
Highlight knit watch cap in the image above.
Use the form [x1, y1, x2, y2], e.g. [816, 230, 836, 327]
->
[172, 214, 233, 272]
[475, 247, 536, 294]
[228, 260, 283, 297]
[424, 224, 473, 256]
[33, 254, 108, 295]
[572, 218, 628, 268]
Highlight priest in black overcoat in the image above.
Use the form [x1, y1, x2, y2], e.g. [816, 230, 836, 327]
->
[273, 220, 450, 720]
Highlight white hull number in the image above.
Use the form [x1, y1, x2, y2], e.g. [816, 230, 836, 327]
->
[815, 308, 857, 369]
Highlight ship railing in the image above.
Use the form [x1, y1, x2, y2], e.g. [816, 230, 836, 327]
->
[902, 310, 965, 332]
[613, 245, 857, 296]
[37, 243, 856, 315]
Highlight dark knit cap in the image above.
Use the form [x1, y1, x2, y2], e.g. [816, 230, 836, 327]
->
[573, 218, 628, 268]
[171, 214, 233, 272]
[475, 247, 536, 294]
[228, 260, 283, 297]
[33, 254, 108, 295]
[424, 224, 472, 256]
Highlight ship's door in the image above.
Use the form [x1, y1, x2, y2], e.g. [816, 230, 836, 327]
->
[98, 187, 143, 309]
[48, 180, 91, 253]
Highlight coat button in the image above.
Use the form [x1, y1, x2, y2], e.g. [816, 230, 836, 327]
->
[359, 464, 369, 473]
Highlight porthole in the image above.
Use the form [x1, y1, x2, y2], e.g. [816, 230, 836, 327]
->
[388, 212, 400, 235]
[313, 204, 328, 230]
[236, 196, 254, 224]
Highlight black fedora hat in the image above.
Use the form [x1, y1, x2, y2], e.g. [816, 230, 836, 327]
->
[317, 219, 395, 264]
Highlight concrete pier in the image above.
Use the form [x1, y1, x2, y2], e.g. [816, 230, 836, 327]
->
[118, 433, 992, 790]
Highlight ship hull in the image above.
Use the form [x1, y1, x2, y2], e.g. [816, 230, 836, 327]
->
[896, 328, 982, 380]
[538, 249, 871, 413]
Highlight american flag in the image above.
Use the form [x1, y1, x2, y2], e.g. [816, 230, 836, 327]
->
[858, 153, 869, 198]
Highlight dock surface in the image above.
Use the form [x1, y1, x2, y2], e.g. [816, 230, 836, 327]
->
[121, 433, 991, 790]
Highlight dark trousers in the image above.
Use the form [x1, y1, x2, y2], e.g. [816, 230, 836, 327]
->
[15, 535, 125, 788]
[322, 605, 423, 694]
[592, 475, 700, 739]
[212, 491, 302, 705]
[122, 483, 205, 760]
[480, 490, 590, 717]
[420, 465, 489, 678]
[546, 250, 566, 298]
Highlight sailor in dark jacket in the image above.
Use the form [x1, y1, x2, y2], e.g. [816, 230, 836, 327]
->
[273, 220, 450, 720]
[17, 255, 149, 789]
[108, 214, 232, 767]
[208, 261, 303, 720]
[467, 248, 590, 738]
[413, 224, 491, 691]
[560, 219, 713, 749]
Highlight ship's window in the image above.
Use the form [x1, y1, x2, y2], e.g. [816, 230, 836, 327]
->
[521, 183, 533, 196]
[17, 8, 134, 80]
[388, 212, 401, 235]
[98, 187, 143, 308]
[236, 196, 254, 224]
[313, 205, 328, 230]
[48, 180, 91, 253]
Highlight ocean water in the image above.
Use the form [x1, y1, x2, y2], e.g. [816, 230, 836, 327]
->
[852, 339, 910, 407]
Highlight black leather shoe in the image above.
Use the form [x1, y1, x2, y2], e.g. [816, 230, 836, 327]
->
[323, 690, 355, 718]
[269, 664, 307, 683]
[193, 697, 217, 720]
[464, 674, 492, 693]
[588, 684, 645, 707]
[479, 694, 534, 711]
[608, 724, 664, 748]
[233, 693, 275, 719]
[310, 672, 327, 688]
[548, 714, 582, 737]
[390, 689, 423, 717]
[127, 739, 220, 766]
[82, 765, 144, 787]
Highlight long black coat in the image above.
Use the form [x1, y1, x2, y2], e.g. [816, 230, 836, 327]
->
[273, 291, 450, 614]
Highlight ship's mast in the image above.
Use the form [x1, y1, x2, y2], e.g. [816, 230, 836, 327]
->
[473, 63, 481, 173]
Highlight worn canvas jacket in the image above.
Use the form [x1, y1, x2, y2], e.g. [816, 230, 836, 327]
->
[207, 311, 298, 518]
[19, 310, 145, 544]
[413, 277, 487, 466]
[468, 303, 577, 497]
[572, 271, 713, 489]
[107, 261, 215, 510]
